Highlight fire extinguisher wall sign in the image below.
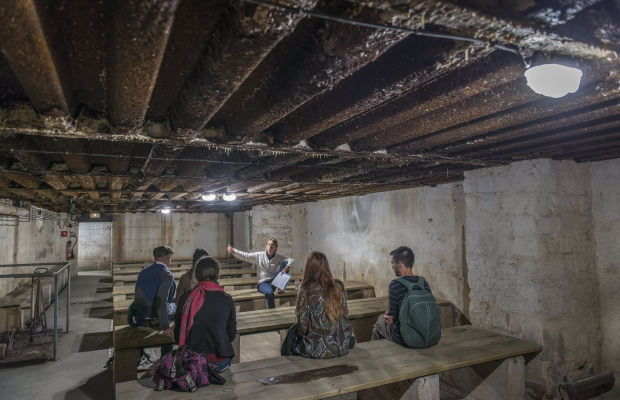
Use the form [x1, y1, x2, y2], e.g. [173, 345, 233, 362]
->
[66, 240, 73, 260]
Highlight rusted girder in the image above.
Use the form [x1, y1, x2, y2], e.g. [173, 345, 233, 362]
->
[147, 0, 229, 121]
[170, 0, 317, 132]
[217, 1, 408, 141]
[355, 78, 537, 152]
[0, 0, 72, 125]
[314, 53, 524, 150]
[480, 116, 620, 161]
[272, 36, 477, 145]
[435, 81, 620, 155]
[107, 0, 180, 130]
[386, 66, 618, 154]
[350, 0, 617, 60]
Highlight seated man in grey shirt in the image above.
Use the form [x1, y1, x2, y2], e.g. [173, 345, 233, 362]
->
[227, 238, 294, 309]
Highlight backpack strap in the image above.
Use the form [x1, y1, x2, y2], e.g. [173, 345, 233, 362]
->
[395, 276, 426, 292]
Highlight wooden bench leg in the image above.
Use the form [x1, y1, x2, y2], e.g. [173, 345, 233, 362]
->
[358, 374, 439, 400]
[232, 335, 240, 364]
[440, 355, 525, 400]
[361, 287, 375, 299]
[350, 315, 378, 343]
[113, 348, 139, 383]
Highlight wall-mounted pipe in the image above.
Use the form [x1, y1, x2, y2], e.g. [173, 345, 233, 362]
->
[0, 203, 29, 216]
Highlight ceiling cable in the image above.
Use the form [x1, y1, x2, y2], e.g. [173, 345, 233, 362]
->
[242, 0, 520, 56]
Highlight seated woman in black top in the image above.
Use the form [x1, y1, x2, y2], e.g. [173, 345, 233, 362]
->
[174, 256, 237, 372]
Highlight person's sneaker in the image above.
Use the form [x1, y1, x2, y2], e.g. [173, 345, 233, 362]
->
[138, 349, 157, 367]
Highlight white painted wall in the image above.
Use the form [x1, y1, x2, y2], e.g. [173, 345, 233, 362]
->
[591, 159, 620, 399]
[111, 212, 230, 262]
[0, 212, 75, 298]
[77, 222, 111, 270]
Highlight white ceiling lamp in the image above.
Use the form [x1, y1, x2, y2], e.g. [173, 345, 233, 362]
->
[160, 207, 171, 214]
[523, 53, 583, 98]
[222, 193, 237, 202]
[201, 193, 217, 201]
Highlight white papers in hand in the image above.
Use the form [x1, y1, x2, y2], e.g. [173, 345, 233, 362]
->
[271, 271, 291, 291]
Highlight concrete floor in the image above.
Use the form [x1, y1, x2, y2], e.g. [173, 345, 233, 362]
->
[0, 271, 113, 399]
[0, 271, 293, 399]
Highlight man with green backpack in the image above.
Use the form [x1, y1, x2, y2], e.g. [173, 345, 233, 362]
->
[371, 246, 441, 348]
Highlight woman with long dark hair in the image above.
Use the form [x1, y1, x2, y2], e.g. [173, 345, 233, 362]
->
[293, 251, 354, 359]
[175, 248, 209, 305]
[174, 256, 236, 372]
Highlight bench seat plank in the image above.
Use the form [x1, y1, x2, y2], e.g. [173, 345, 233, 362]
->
[116, 325, 541, 400]
[113, 275, 303, 287]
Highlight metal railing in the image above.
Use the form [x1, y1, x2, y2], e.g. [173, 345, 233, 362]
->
[0, 262, 71, 360]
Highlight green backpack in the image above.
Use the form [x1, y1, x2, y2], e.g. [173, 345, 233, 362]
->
[396, 277, 441, 348]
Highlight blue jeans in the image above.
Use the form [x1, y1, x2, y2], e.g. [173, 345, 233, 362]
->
[257, 261, 288, 309]
[213, 358, 232, 373]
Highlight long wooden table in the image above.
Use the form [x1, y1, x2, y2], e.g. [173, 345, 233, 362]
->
[116, 325, 542, 400]
[113, 296, 453, 383]
[112, 281, 376, 325]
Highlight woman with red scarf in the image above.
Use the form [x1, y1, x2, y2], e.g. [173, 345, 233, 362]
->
[174, 256, 237, 372]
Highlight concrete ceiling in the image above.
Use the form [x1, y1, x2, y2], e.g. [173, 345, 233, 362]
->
[0, 0, 618, 213]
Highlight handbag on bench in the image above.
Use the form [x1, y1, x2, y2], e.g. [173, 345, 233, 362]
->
[153, 345, 225, 392]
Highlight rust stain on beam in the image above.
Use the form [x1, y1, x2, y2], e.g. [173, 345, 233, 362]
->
[2, 171, 41, 189]
[388, 68, 618, 154]
[220, 3, 407, 140]
[107, 0, 180, 130]
[0, 0, 72, 122]
[362, 78, 539, 153]
[351, 0, 617, 60]
[274, 40, 490, 145]
[171, 0, 316, 132]
[316, 54, 524, 149]
[110, 176, 124, 201]
[460, 104, 620, 159]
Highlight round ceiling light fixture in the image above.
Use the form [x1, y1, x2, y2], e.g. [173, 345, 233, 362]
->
[524, 62, 583, 99]
[222, 193, 237, 202]
[201, 193, 217, 201]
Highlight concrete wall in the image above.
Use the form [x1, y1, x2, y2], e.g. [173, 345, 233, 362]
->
[298, 185, 467, 313]
[591, 159, 620, 399]
[231, 205, 307, 269]
[464, 159, 601, 397]
[111, 212, 230, 262]
[77, 222, 111, 270]
[0, 212, 75, 298]
[238, 157, 620, 398]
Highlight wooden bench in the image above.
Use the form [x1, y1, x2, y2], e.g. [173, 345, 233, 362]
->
[116, 325, 542, 400]
[0, 285, 32, 332]
[111, 281, 376, 325]
[113, 275, 303, 290]
[112, 258, 250, 270]
[113, 267, 256, 279]
[112, 296, 453, 384]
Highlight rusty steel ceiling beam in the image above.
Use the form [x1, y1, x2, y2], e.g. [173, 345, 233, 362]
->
[217, 1, 408, 141]
[107, 0, 179, 130]
[170, 0, 317, 132]
[0, 0, 73, 127]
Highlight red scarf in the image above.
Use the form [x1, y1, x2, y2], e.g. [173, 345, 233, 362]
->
[178, 280, 225, 346]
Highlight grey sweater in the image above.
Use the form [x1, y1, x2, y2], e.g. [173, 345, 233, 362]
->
[231, 248, 294, 284]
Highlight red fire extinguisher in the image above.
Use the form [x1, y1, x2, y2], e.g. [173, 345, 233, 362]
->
[66, 240, 73, 260]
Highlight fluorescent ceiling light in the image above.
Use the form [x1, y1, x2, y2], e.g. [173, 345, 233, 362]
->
[222, 193, 236, 202]
[524, 63, 583, 98]
[201, 193, 217, 201]
[160, 208, 171, 214]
